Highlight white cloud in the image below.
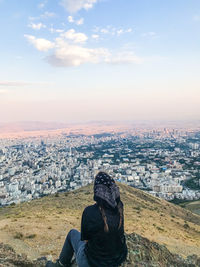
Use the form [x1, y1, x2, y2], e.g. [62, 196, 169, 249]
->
[106, 52, 143, 65]
[28, 22, 46, 30]
[47, 38, 110, 67]
[68, 16, 84, 25]
[61, 29, 88, 43]
[55, 29, 65, 33]
[126, 28, 132, 33]
[24, 31, 142, 68]
[117, 29, 124, 36]
[76, 18, 84, 25]
[100, 28, 109, 34]
[49, 26, 64, 33]
[29, 12, 56, 20]
[46, 37, 142, 67]
[68, 15, 74, 23]
[41, 11, 56, 18]
[96, 26, 133, 36]
[38, 0, 47, 9]
[24, 34, 55, 51]
[193, 15, 200, 21]
[61, 0, 98, 13]
[38, 3, 45, 9]
[92, 34, 99, 39]
[28, 16, 39, 21]
[141, 31, 157, 37]
[47, 44, 143, 67]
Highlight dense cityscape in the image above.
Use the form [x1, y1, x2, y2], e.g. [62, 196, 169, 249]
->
[0, 128, 200, 206]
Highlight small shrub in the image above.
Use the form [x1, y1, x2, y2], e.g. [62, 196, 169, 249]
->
[133, 206, 141, 211]
[14, 232, 23, 239]
[55, 192, 59, 197]
[183, 223, 190, 229]
[156, 226, 164, 232]
[26, 234, 36, 239]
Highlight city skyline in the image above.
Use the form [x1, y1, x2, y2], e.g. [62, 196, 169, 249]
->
[0, 0, 200, 122]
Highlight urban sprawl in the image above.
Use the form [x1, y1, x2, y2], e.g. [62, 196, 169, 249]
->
[0, 128, 200, 206]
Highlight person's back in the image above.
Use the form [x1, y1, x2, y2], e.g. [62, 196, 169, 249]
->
[81, 171, 127, 267]
[81, 203, 127, 267]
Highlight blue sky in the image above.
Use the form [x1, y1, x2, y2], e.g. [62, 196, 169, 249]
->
[0, 0, 200, 122]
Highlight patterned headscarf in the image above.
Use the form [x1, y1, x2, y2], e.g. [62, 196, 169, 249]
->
[94, 171, 120, 209]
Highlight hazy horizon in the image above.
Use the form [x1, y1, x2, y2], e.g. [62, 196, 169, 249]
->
[0, 119, 199, 127]
[0, 0, 200, 122]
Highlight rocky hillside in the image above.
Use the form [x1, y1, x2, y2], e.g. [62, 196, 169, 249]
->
[1, 233, 200, 267]
[0, 242, 45, 267]
[0, 183, 200, 263]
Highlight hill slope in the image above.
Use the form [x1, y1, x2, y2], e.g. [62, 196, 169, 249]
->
[178, 200, 200, 216]
[0, 183, 200, 261]
[1, 233, 200, 267]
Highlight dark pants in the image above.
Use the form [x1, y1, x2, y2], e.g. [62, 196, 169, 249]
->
[59, 229, 90, 267]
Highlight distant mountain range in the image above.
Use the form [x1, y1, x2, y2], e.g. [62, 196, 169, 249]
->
[0, 121, 68, 133]
[0, 121, 132, 138]
[0, 120, 199, 140]
[0, 120, 199, 134]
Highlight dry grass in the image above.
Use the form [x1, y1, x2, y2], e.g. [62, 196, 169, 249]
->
[0, 183, 200, 260]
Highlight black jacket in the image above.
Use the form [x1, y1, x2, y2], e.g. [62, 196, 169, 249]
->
[81, 202, 127, 267]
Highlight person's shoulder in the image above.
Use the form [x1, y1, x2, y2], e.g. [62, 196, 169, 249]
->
[83, 203, 98, 214]
[82, 204, 100, 219]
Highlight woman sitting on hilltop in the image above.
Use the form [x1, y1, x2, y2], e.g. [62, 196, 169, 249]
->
[46, 171, 127, 267]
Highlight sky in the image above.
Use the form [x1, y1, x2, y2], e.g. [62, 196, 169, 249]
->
[0, 0, 200, 123]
